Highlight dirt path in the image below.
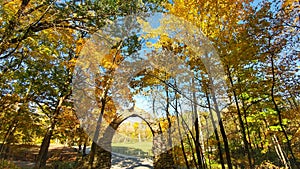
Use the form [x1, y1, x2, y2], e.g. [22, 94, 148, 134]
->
[9, 144, 153, 169]
[111, 153, 153, 169]
[13, 161, 35, 169]
[13, 154, 153, 169]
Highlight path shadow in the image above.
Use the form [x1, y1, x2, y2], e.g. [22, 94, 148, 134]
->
[112, 153, 153, 169]
[112, 146, 150, 158]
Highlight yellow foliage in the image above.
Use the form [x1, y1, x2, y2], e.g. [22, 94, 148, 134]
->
[75, 38, 86, 54]
[3, 0, 21, 16]
[101, 48, 124, 69]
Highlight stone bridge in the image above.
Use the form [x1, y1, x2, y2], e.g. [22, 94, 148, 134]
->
[91, 107, 175, 169]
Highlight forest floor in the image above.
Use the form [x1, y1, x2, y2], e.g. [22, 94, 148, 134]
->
[2, 144, 77, 168]
[1, 143, 153, 169]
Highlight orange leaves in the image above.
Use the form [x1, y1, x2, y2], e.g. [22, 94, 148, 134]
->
[56, 106, 80, 135]
[282, 0, 296, 9]
[94, 74, 118, 123]
[64, 58, 77, 69]
[100, 48, 124, 69]
[75, 38, 86, 55]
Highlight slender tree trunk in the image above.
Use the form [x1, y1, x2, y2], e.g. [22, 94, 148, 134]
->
[179, 113, 199, 169]
[35, 95, 66, 168]
[174, 83, 190, 169]
[35, 126, 54, 168]
[272, 135, 290, 168]
[205, 117, 212, 169]
[192, 78, 205, 169]
[242, 107, 255, 165]
[179, 127, 190, 169]
[227, 66, 253, 168]
[205, 90, 225, 169]
[89, 85, 109, 168]
[83, 136, 88, 157]
[89, 40, 123, 167]
[208, 80, 233, 169]
[0, 121, 18, 157]
[270, 55, 298, 168]
[186, 133, 198, 169]
[262, 118, 271, 153]
[258, 128, 263, 149]
[165, 85, 173, 150]
[1, 123, 18, 159]
[0, 102, 22, 157]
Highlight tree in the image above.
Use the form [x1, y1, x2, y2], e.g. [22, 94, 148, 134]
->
[1, 0, 167, 168]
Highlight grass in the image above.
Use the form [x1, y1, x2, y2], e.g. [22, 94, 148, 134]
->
[112, 142, 153, 157]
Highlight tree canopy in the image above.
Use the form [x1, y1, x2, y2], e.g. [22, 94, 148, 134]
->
[0, 0, 299, 169]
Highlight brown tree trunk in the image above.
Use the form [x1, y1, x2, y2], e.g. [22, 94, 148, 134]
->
[270, 55, 298, 169]
[35, 95, 66, 168]
[208, 81, 232, 169]
[165, 85, 173, 150]
[179, 114, 198, 169]
[35, 127, 53, 168]
[205, 90, 225, 169]
[174, 90, 190, 169]
[89, 86, 109, 167]
[192, 78, 206, 168]
[0, 102, 22, 157]
[0, 122, 18, 157]
[272, 135, 290, 168]
[227, 66, 253, 168]
[93, 124, 117, 169]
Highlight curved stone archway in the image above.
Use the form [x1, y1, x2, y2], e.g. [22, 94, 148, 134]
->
[91, 107, 175, 169]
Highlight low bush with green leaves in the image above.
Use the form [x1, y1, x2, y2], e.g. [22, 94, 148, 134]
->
[0, 159, 20, 169]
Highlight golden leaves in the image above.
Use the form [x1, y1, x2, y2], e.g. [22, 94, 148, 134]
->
[76, 38, 85, 55]
[100, 48, 124, 69]
[64, 58, 77, 69]
[2, 0, 22, 16]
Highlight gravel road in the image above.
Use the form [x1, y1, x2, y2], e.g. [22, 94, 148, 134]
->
[111, 152, 153, 169]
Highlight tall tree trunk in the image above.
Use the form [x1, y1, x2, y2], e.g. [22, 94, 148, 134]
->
[205, 117, 212, 169]
[0, 121, 19, 157]
[192, 78, 205, 168]
[187, 134, 199, 169]
[88, 38, 124, 166]
[35, 125, 54, 168]
[205, 90, 225, 169]
[272, 135, 291, 168]
[270, 55, 298, 168]
[165, 84, 173, 150]
[83, 136, 88, 157]
[174, 82, 190, 169]
[0, 101, 24, 157]
[179, 111, 199, 169]
[258, 128, 263, 149]
[89, 86, 109, 168]
[241, 101, 254, 158]
[226, 66, 253, 168]
[35, 96, 66, 168]
[208, 78, 232, 169]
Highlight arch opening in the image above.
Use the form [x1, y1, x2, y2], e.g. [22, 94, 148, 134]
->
[111, 115, 154, 159]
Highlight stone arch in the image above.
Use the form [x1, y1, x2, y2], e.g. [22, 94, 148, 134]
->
[114, 112, 156, 136]
[92, 108, 175, 169]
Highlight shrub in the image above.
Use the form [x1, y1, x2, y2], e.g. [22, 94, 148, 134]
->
[0, 159, 20, 169]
